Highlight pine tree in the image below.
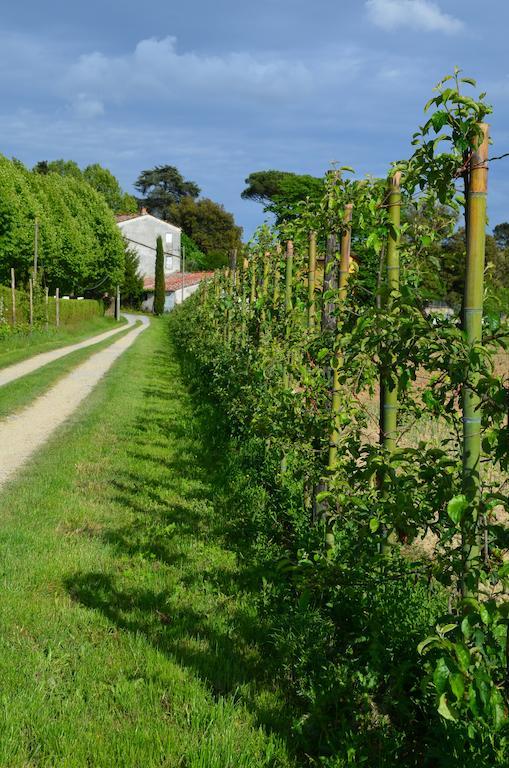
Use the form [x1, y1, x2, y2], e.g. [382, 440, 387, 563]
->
[154, 236, 165, 315]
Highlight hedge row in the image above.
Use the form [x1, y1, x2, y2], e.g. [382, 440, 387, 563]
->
[0, 284, 103, 327]
[0, 156, 126, 295]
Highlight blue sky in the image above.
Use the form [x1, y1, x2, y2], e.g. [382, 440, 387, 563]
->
[1, 0, 507, 238]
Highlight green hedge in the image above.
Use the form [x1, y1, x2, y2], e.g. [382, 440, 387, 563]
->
[0, 284, 103, 327]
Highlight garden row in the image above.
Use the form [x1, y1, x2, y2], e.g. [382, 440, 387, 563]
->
[172, 72, 509, 766]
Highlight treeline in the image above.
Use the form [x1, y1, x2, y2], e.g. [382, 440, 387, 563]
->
[0, 156, 126, 296]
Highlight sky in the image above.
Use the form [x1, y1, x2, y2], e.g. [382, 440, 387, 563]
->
[0, 0, 508, 239]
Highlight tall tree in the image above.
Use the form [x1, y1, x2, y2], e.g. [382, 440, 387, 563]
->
[153, 236, 165, 315]
[135, 165, 200, 219]
[241, 170, 324, 224]
[121, 247, 144, 309]
[83, 164, 137, 214]
[493, 222, 509, 251]
[168, 197, 242, 267]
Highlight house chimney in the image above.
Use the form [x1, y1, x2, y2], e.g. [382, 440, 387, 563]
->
[140, 206, 148, 215]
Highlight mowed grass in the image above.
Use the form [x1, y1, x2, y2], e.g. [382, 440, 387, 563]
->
[0, 322, 138, 418]
[0, 315, 126, 370]
[0, 318, 293, 767]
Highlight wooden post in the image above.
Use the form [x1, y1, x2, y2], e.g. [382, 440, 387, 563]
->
[250, 256, 257, 309]
[116, 285, 120, 321]
[34, 217, 39, 276]
[308, 232, 317, 330]
[29, 278, 33, 329]
[273, 244, 281, 310]
[55, 287, 60, 328]
[10, 268, 16, 327]
[338, 204, 354, 303]
[380, 172, 402, 454]
[462, 123, 489, 593]
[45, 287, 49, 330]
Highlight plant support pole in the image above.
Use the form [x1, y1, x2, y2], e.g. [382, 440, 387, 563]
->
[380, 172, 401, 454]
[328, 204, 354, 473]
[462, 122, 489, 591]
[307, 231, 317, 330]
[10, 268, 16, 326]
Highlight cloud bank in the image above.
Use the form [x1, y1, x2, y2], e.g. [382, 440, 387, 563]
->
[366, 0, 464, 34]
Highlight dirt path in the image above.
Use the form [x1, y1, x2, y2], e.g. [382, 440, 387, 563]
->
[0, 314, 137, 388]
[0, 316, 149, 489]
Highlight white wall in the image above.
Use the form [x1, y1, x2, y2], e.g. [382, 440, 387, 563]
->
[118, 215, 181, 279]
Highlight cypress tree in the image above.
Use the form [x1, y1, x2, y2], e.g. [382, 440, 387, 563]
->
[154, 235, 165, 315]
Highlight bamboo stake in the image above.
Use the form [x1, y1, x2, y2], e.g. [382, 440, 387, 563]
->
[379, 172, 401, 454]
[10, 268, 16, 326]
[462, 123, 489, 594]
[261, 251, 270, 323]
[250, 255, 257, 309]
[307, 232, 317, 330]
[328, 205, 354, 473]
[273, 245, 281, 309]
[284, 241, 293, 317]
[321, 235, 338, 332]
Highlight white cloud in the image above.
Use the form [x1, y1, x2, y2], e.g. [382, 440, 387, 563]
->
[62, 36, 316, 112]
[366, 0, 463, 34]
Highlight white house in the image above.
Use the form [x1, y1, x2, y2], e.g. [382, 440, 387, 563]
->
[117, 208, 181, 275]
[142, 271, 214, 311]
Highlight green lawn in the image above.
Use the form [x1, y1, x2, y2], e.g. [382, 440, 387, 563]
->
[0, 322, 137, 418]
[0, 318, 293, 768]
[0, 315, 126, 370]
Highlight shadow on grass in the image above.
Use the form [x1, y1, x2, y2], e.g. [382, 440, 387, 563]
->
[64, 335, 294, 745]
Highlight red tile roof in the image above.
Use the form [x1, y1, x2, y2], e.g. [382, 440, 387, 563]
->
[143, 272, 214, 292]
[116, 213, 143, 223]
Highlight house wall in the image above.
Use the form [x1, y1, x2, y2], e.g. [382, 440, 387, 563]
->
[118, 215, 181, 279]
[141, 283, 202, 313]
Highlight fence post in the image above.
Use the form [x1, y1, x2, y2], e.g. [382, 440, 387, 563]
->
[45, 287, 49, 330]
[462, 122, 489, 594]
[56, 288, 60, 328]
[273, 244, 281, 310]
[34, 217, 39, 276]
[380, 172, 401, 454]
[10, 268, 16, 327]
[116, 285, 121, 321]
[308, 232, 317, 330]
[29, 278, 33, 329]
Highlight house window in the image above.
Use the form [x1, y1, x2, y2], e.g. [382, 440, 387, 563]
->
[165, 256, 173, 270]
[165, 233, 173, 250]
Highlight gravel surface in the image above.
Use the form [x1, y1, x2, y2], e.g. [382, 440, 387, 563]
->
[0, 315, 136, 389]
[0, 314, 149, 489]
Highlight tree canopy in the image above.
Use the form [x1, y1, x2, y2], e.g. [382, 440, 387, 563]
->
[135, 165, 200, 218]
[0, 155, 126, 295]
[168, 197, 242, 269]
[34, 159, 137, 215]
[241, 170, 324, 224]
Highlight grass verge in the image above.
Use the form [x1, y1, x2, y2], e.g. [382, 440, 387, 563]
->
[0, 317, 293, 768]
[0, 322, 138, 418]
[0, 315, 127, 370]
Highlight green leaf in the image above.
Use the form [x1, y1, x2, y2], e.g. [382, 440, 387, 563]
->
[369, 518, 380, 533]
[447, 494, 468, 524]
[454, 643, 471, 672]
[450, 672, 465, 701]
[438, 693, 458, 722]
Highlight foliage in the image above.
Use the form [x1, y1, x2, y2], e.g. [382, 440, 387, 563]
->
[35, 158, 137, 215]
[241, 169, 324, 225]
[135, 165, 200, 219]
[153, 236, 165, 315]
[121, 247, 144, 309]
[83, 164, 137, 214]
[171, 71, 509, 765]
[168, 196, 243, 262]
[180, 232, 207, 271]
[0, 155, 126, 295]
